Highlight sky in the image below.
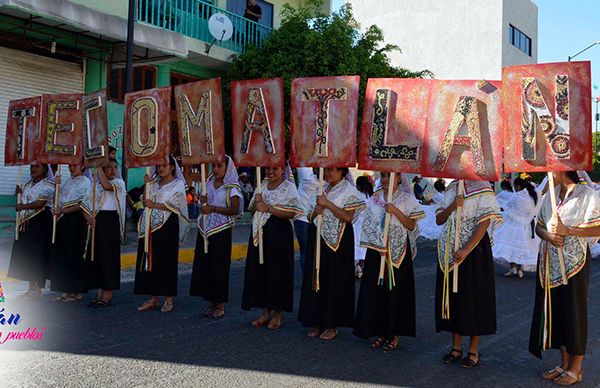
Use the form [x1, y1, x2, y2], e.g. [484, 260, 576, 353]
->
[331, 0, 600, 99]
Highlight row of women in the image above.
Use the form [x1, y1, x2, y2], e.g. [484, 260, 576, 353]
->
[9, 154, 600, 385]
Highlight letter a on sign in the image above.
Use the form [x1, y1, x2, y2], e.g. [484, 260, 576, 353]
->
[422, 80, 503, 181]
[231, 78, 285, 167]
[503, 61, 592, 172]
[174, 78, 225, 166]
[358, 78, 429, 173]
[4, 97, 41, 166]
[37, 93, 83, 165]
[124, 87, 172, 168]
[290, 76, 360, 168]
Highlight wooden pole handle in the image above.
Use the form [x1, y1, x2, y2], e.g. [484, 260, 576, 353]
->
[314, 167, 324, 291]
[201, 163, 209, 254]
[452, 180, 464, 293]
[257, 167, 264, 265]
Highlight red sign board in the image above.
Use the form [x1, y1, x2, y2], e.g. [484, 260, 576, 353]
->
[4, 96, 41, 166]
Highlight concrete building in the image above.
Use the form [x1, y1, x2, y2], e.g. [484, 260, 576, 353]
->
[347, 0, 538, 80]
[0, 0, 331, 219]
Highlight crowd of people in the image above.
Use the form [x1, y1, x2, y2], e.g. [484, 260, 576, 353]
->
[8, 155, 600, 386]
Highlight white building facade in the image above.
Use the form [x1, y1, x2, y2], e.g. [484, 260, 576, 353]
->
[348, 0, 538, 80]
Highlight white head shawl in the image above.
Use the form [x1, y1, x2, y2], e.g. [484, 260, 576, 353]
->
[152, 155, 186, 185]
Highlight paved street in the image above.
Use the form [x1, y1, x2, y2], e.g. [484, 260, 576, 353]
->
[1, 239, 599, 387]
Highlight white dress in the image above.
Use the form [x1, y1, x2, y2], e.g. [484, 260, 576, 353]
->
[496, 189, 513, 210]
[492, 189, 541, 271]
[418, 192, 444, 240]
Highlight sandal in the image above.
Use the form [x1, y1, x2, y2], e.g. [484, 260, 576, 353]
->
[203, 306, 214, 317]
[308, 327, 322, 338]
[209, 307, 225, 319]
[442, 348, 463, 364]
[461, 352, 481, 369]
[554, 370, 582, 386]
[542, 366, 565, 381]
[87, 298, 100, 307]
[319, 328, 338, 341]
[383, 336, 400, 352]
[161, 301, 174, 313]
[251, 314, 271, 327]
[137, 300, 158, 311]
[371, 336, 386, 349]
[93, 300, 113, 308]
[62, 294, 83, 303]
[267, 317, 282, 330]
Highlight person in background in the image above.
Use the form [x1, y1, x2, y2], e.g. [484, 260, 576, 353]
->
[187, 186, 199, 220]
[412, 176, 425, 202]
[419, 179, 446, 241]
[497, 179, 514, 211]
[239, 172, 255, 211]
[294, 167, 319, 272]
[354, 175, 373, 278]
[127, 185, 145, 227]
[243, 0, 262, 22]
[493, 176, 548, 278]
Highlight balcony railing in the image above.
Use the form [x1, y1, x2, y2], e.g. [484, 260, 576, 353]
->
[136, 0, 272, 54]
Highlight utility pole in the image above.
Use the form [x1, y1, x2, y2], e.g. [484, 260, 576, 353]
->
[121, 0, 136, 184]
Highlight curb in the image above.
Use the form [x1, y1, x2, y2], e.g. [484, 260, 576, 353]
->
[1, 241, 300, 282]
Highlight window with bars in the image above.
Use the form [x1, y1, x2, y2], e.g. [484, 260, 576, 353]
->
[107, 65, 157, 103]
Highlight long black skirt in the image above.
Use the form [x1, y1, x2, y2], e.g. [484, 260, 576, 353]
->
[84, 211, 121, 291]
[190, 228, 232, 303]
[8, 208, 52, 286]
[50, 211, 87, 294]
[134, 213, 179, 297]
[529, 250, 591, 358]
[241, 216, 294, 312]
[298, 223, 355, 329]
[354, 246, 416, 339]
[435, 232, 496, 336]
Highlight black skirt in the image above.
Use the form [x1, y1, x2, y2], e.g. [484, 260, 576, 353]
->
[134, 213, 179, 297]
[354, 246, 416, 339]
[84, 211, 121, 291]
[8, 208, 52, 286]
[190, 228, 232, 303]
[529, 250, 591, 358]
[298, 223, 355, 329]
[435, 232, 497, 336]
[241, 216, 294, 312]
[50, 211, 87, 294]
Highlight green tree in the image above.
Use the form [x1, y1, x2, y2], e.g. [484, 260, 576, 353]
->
[222, 0, 431, 151]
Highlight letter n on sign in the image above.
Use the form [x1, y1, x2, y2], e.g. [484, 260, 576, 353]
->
[4, 97, 41, 166]
[358, 78, 429, 173]
[503, 61, 592, 173]
[123, 87, 172, 168]
[422, 80, 504, 181]
[231, 78, 285, 167]
[290, 76, 360, 167]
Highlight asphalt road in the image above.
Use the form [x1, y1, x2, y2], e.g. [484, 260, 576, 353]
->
[1, 239, 599, 387]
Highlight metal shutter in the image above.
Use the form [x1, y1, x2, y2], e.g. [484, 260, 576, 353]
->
[0, 47, 83, 195]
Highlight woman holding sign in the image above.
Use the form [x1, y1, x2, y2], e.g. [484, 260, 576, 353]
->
[8, 164, 55, 299]
[298, 168, 365, 340]
[530, 171, 600, 386]
[434, 180, 502, 368]
[82, 158, 126, 308]
[353, 172, 424, 350]
[50, 165, 91, 302]
[134, 155, 189, 313]
[241, 166, 304, 330]
[190, 156, 243, 318]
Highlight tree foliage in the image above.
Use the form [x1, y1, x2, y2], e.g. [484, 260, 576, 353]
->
[222, 0, 431, 151]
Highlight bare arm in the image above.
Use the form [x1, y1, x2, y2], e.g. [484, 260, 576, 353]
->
[566, 225, 600, 238]
[454, 220, 490, 263]
[387, 204, 416, 231]
[97, 168, 113, 191]
[204, 197, 241, 217]
[16, 200, 46, 211]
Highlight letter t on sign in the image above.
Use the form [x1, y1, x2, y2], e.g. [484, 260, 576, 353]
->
[301, 88, 347, 157]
